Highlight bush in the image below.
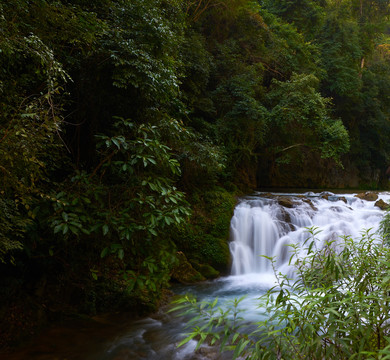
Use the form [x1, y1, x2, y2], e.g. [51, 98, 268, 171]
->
[173, 228, 390, 359]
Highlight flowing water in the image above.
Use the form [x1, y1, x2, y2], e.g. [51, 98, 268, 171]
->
[5, 191, 390, 360]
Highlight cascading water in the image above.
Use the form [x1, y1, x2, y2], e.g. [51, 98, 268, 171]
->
[7, 192, 390, 360]
[229, 192, 389, 277]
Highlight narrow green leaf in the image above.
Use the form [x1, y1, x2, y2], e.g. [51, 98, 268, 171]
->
[101, 247, 109, 258]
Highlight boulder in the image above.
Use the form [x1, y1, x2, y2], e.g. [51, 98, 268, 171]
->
[171, 252, 205, 284]
[355, 192, 378, 201]
[375, 199, 389, 211]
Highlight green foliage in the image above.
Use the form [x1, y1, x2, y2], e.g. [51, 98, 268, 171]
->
[260, 8, 322, 77]
[0, 199, 25, 264]
[379, 207, 390, 241]
[47, 117, 191, 298]
[266, 73, 350, 164]
[319, 13, 362, 97]
[261, 0, 325, 39]
[104, 0, 184, 103]
[2, 0, 390, 344]
[176, 228, 390, 359]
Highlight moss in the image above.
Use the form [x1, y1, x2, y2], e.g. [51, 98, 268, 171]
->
[191, 261, 220, 279]
[171, 252, 205, 284]
[173, 186, 238, 273]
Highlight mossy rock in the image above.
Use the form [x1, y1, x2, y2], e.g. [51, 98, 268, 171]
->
[277, 197, 294, 208]
[191, 261, 220, 279]
[199, 235, 231, 272]
[171, 252, 205, 284]
[173, 187, 236, 273]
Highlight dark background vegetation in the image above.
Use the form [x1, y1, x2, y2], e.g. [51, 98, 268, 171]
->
[1, 0, 390, 349]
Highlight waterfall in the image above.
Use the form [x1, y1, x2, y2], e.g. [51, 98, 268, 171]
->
[15, 191, 390, 360]
[229, 192, 389, 275]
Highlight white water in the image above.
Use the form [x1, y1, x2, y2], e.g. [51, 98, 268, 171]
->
[230, 192, 390, 277]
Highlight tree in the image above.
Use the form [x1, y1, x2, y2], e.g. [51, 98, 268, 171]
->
[265, 73, 349, 166]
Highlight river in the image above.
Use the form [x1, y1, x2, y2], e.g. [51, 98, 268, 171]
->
[5, 191, 390, 360]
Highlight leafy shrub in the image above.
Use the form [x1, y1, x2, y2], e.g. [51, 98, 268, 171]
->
[173, 228, 390, 359]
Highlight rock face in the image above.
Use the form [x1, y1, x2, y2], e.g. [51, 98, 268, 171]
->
[375, 199, 389, 210]
[355, 192, 378, 201]
[171, 252, 205, 284]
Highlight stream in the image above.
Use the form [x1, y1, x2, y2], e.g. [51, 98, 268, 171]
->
[5, 191, 390, 360]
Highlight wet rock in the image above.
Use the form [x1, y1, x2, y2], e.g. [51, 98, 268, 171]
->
[375, 199, 389, 210]
[171, 252, 205, 284]
[276, 220, 295, 235]
[279, 208, 291, 223]
[277, 208, 295, 231]
[320, 191, 334, 200]
[193, 345, 234, 360]
[302, 198, 318, 211]
[277, 197, 294, 208]
[339, 196, 347, 203]
[195, 346, 221, 359]
[355, 192, 378, 201]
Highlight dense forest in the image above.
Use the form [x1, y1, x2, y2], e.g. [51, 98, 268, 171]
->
[1, 0, 390, 349]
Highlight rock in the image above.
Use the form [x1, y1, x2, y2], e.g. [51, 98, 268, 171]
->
[277, 197, 294, 208]
[191, 261, 220, 279]
[199, 264, 219, 279]
[320, 191, 334, 200]
[375, 199, 389, 210]
[171, 252, 205, 284]
[276, 220, 294, 235]
[339, 196, 347, 203]
[194, 346, 222, 359]
[355, 192, 378, 201]
[302, 198, 318, 211]
[278, 208, 291, 223]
